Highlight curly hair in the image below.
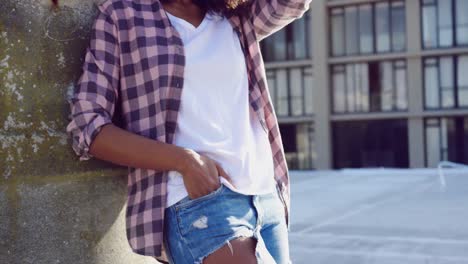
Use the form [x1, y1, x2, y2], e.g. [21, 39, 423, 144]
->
[160, 0, 251, 16]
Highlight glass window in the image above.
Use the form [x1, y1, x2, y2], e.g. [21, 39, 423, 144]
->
[356, 63, 370, 111]
[331, 8, 345, 56]
[424, 55, 468, 109]
[359, 5, 374, 54]
[260, 12, 310, 61]
[292, 14, 308, 59]
[290, 68, 303, 116]
[280, 123, 315, 170]
[456, 0, 468, 45]
[345, 6, 359, 55]
[266, 71, 277, 109]
[330, 1, 406, 56]
[262, 30, 287, 61]
[346, 64, 357, 112]
[440, 57, 455, 108]
[304, 67, 314, 115]
[277, 69, 289, 116]
[425, 118, 442, 167]
[439, 0, 454, 47]
[265, 67, 314, 117]
[375, 2, 390, 52]
[380, 61, 394, 111]
[395, 61, 408, 110]
[425, 117, 468, 167]
[424, 59, 440, 108]
[332, 60, 407, 114]
[458, 55, 468, 107]
[391, 1, 406, 51]
[333, 120, 409, 168]
[332, 66, 346, 113]
[422, 2, 437, 48]
[422, 0, 468, 48]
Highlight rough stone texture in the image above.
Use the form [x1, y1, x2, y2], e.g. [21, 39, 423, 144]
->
[0, 1, 161, 263]
[0, 0, 115, 180]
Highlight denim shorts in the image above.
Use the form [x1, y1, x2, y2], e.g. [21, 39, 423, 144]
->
[163, 183, 291, 264]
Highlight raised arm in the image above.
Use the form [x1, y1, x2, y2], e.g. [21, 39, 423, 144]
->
[249, 0, 313, 41]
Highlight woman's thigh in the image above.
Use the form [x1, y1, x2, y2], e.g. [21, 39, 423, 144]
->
[255, 189, 291, 264]
[163, 184, 259, 264]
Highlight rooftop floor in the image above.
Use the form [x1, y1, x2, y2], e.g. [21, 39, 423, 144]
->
[289, 168, 468, 264]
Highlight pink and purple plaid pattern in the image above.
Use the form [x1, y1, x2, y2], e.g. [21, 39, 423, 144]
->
[66, 0, 311, 261]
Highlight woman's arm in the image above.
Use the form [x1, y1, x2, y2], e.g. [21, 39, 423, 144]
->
[65, 6, 186, 172]
[66, 6, 232, 198]
[88, 123, 189, 172]
[249, 0, 313, 41]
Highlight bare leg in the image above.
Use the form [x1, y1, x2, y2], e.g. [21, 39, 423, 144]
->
[203, 237, 257, 264]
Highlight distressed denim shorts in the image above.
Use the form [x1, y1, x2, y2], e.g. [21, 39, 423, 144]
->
[163, 183, 291, 264]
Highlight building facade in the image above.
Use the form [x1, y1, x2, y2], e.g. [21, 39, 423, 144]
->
[261, 0, 468, 170]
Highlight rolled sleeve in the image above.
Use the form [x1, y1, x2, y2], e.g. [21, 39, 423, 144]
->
[250, 0, 313, 41]
[66, 7, 120, 161]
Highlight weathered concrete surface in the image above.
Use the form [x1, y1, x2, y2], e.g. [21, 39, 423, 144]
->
[0, 1, 160, 263]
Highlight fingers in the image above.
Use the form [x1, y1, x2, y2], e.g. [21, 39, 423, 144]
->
[215, 162, 235, 187]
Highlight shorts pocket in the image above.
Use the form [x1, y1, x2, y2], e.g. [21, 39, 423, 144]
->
[174, 183, 225, 211]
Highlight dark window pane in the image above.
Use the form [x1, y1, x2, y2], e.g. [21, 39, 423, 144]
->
[345, 6, 359, 55]
[261, 30, 287, 61]
[279, 124, 297, 152]
[280, 123, 315, 170]
[456, 0, 468, 45]
[292, 13, 309, 59]
[359, 4, 374, 53]
[333, 120, 409, 168]
[425, 117, 468, 167]
[391, 1, 406, 51]
[375, 2, 390, 52]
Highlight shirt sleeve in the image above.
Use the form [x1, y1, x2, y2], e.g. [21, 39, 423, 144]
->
[249, 0, 313, 41]
[65, 7, 120, 161]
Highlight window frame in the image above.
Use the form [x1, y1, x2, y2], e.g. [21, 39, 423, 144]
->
[266, 66, 314, 118]
[329, 0, 407, 57]
[260, 10, 311, 62]
[331, 59, 408, 114]
[423, 54, 468, 110]
[421, 0, 468, 49]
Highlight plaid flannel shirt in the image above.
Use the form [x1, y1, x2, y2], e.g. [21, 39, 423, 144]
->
[66, 0, 311, 261]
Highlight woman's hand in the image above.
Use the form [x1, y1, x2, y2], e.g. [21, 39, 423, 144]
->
[177, 148, 234, 200]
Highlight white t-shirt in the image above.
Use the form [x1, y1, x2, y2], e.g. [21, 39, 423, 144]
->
[165, 11, 276, 208]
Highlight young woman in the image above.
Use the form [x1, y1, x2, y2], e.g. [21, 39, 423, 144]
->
[66, 0, 311, 263]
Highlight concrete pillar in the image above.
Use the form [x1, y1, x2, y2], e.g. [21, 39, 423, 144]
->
[311, 0, 332, 169]
[0, 1, 159, 263]
[406, 0, 426, 168]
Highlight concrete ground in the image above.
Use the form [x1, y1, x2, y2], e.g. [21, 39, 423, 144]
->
[289, 168, 468, 264]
